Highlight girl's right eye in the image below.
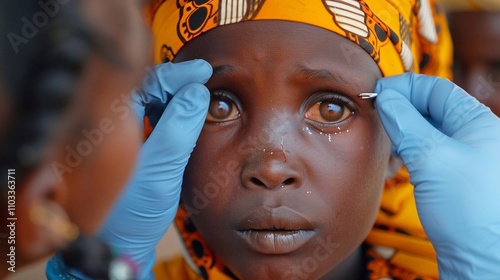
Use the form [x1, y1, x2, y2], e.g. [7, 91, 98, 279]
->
[206, 91, 241, 123]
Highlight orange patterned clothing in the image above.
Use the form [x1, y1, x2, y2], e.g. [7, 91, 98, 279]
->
[154, 250, 437, 280]
[364, 169, 438, 279]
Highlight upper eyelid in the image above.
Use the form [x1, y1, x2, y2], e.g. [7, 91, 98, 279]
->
[211, 89, 235, 99]
[211, 89, 243, 109]
[307, 91, 358, 110]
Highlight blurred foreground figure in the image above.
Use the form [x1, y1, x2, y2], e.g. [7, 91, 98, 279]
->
[0, 0, 150, 278]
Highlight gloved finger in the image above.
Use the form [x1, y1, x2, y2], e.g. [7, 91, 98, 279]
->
[375, 88, 449, 170]
[140, 59, 212, 104]
[374, 73, 498, 140]
[142, 82, 210, 166]
[103, 83, 209, 252]
[130, 91, 148, 128]
[131, 59, 212, 129]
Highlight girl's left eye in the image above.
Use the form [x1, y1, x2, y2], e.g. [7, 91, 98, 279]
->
[305, 99, 353, 124]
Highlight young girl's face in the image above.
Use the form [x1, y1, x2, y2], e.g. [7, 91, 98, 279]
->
[176, 21, 391, 279]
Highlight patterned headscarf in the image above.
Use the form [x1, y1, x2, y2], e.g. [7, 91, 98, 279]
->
[146, 1, 453, 279]
[147, 0, 452, 77]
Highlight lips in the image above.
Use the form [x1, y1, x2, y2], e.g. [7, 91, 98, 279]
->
[235, 206, 316, 254]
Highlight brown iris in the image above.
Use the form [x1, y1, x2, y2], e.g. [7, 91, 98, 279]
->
[206, 97, 240, 122]
[305, 101, 352, 123]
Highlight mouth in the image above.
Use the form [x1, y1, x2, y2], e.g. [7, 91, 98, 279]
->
[235, 206, 316, 254]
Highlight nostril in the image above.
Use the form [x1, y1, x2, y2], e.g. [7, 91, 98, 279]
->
[250, 177, 266, 187]
[283, 178, 295, 186]
[250, 177, 296, 188]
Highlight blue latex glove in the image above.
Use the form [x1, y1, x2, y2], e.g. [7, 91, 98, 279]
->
[375, 73, 500, 279]
[46, 59, 212, 280]
[99, 59, 212, 279]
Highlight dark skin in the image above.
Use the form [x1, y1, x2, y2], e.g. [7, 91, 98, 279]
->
[450, 11, 500, 117]
[175, 21, 392, 279]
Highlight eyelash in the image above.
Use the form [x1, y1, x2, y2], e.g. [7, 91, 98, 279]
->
[212, 90, 234, 103]
[311, 93, 356, 111]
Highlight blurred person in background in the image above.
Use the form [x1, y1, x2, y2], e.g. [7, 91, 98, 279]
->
[442, 0, 500, 116]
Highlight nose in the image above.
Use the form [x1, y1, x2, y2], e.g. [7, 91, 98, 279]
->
[241, 150, 303, 190]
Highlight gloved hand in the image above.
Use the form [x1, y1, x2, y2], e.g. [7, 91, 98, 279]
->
[99, 59, 212, 280]
[375, 73, 500, 279]
[46, 59, 212, 280]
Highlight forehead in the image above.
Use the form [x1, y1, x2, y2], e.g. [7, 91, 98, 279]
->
[174, 20, 381, 80]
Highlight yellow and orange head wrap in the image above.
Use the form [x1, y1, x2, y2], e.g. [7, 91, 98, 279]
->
[147, 0, 452, 78]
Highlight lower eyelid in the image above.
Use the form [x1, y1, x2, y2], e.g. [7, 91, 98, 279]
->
[304, 112, 355, 133]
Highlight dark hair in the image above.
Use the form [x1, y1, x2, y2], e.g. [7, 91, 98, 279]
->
[0, 0, 91, 181]
[1, 1, 135, 278]
[0, 0, 133, 180]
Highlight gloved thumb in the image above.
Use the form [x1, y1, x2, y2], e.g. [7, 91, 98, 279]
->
[375, 88, 448, 170]
[131, 59, 213, 128]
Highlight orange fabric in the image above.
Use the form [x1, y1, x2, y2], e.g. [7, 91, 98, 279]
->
[147, 0, 452, 78]
[365, 168, 439, 279]
[171, 207, 234, 280]
[154, 256, 203, 280]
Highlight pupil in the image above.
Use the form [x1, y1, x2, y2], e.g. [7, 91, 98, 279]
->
[320, 102, 343, 122]
[210, 100, 231, 119]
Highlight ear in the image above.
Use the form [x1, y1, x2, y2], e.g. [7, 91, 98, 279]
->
[385, 155, 404, 180]
[16, 164, 77, 265]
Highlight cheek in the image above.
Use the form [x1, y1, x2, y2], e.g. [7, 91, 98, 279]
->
[181, 128, 240, 216]
[304, 118, 390, 242]
[311, 116, 390, 235]
[65, 106, 140, 233]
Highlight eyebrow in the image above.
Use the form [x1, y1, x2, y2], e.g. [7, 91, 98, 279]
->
[213, 65, 349, 82]
[212, 64, 363, 93]
[290, 68, 348, 85]
[212, 64, 248, 77]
